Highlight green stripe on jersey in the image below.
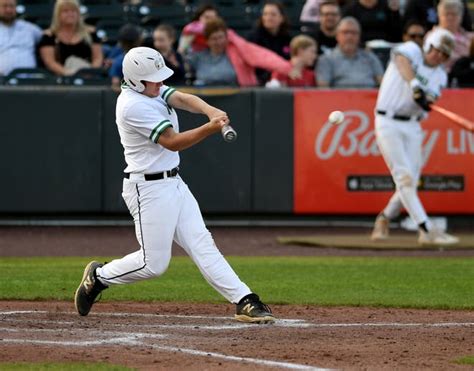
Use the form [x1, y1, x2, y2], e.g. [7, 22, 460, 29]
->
[149, 119, 172, 143]
[161, 87, 176, 103]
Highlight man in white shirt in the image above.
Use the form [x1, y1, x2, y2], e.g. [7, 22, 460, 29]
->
[371, 28, 459, 246]
[74, 47, 275, 324]
[0, 0, 42, 76]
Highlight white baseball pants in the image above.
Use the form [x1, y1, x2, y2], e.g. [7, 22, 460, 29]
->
[96, 175, 252, 304]
[375, 115, 429, 225]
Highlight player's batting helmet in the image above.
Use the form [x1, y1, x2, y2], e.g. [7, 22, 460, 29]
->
[122, 47, 174, 92]
[423, 28, 455, 57]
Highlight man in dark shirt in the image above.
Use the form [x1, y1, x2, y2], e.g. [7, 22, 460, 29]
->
[343, 0, 402, 43]
[310, 1, 341, 55]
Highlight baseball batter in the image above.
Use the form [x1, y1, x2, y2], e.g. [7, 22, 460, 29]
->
[74, 47, 274, 323]
[371, 28, 459, 246]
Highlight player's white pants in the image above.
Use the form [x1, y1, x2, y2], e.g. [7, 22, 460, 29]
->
[375, 115, 429, 225]
[96, 176, 252, 304]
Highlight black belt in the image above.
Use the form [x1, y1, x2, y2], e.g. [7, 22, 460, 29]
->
[376, 110, 421, 121]
[124, 167, 179, 181]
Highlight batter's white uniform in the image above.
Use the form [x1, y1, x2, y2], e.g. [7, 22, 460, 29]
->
[375, 41, 447, 225]
[95, 84, 252, 304]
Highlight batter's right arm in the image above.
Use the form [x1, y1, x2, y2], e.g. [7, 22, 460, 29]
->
[395, 54, 432, 111]
[158, 115, 229, 152]
[168, 90, 227, 121]
[394, 54, 415, 82]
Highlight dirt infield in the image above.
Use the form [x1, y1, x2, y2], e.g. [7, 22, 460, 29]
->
[1, 226, 474, 370]
[1, 301, 474, 370]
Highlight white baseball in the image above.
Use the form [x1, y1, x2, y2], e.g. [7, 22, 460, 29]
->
[328, 110, 345, 125]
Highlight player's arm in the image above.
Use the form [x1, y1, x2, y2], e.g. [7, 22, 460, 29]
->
[158, 115, 229, 152]
[394, 54, 416, 82]
[167, 90, 228, 121]
[394, 54, 432, 111]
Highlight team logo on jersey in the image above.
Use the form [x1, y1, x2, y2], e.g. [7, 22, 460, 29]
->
[415, 73, 428, 86]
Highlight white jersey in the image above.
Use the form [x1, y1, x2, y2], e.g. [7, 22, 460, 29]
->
[376, 41, 447, 117]
[116, 85, 179, 173]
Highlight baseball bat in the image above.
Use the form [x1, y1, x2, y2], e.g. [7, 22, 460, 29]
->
[431, 104, 474, 132]
[221, 124, 237, 142]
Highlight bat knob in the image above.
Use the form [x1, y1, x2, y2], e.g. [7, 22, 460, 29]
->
[222, 125, 237, 142]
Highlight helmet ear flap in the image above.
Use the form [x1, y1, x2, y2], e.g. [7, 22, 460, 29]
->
[125, 77, 145, 92]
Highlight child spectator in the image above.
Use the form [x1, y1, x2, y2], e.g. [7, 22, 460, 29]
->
[38, 0, 103, 76]
[153, 24, 186, 86]
[267, 35, 317, 87]
[178, 3, 218, 55]
[109, 23, 143, 92]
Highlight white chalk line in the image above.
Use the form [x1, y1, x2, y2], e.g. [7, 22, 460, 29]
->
[1, 310, 474, 329]
[0, 311, 331, 371]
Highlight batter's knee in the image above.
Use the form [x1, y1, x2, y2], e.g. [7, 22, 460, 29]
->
[145, 255, 171, 277]
[394, 172, 414, 189]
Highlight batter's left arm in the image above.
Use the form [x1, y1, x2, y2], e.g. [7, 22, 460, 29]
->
[168, 91, 228, 121]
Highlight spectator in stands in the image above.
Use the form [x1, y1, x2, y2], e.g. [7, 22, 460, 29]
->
[317, 17, 384, 87]
[342, 0, 402, 43]
[300, 0, 349, 26]
[39, 0, 103, 76]
[267, 35, 317, 87]
[426, 0, 474, 72]
[178, 3, 218, 55]
[187, 17, 295, 87]
[403, 0, 472, 32]
[109, 23, 142, 93]
[153, 24, 186, 86]
[247, 0, 291, 85]
[300, 0, 324, 28]
[0, 0, 42, 76]
[449, 36, 474, 87]
[402, 19, 426, 47]
[309, 1, 341, 55]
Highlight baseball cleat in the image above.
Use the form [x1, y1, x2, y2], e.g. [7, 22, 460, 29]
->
[235, 293, 275, 324]
[418, 229, 459, 246]
[74, 261, 108, 316]
[371, 214, 389, 241]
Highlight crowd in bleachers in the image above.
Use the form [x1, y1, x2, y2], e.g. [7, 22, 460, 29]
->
[0, 0, 473, 87]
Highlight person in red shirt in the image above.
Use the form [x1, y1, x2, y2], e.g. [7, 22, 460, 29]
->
[267, 35, 317, 87]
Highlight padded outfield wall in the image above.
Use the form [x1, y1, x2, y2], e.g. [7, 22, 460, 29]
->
[0, 87, 472, 215]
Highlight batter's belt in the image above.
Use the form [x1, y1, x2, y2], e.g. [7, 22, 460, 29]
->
[376, 110, 422, 121]
[124, 166, 179, 181]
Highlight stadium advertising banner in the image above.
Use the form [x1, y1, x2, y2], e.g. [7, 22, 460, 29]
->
[294, 89, 474, 214]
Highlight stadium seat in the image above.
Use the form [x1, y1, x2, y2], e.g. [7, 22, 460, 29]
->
[5, 68, 59, 86]
[16, 2, 53, 27]
[95, 18, 128, 44]
[63, 68, 110, 86]
[82, 2, 126, 25]
[138, 3, 191, 29]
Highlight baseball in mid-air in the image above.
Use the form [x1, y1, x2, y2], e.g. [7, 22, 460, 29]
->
[328, 110, 345, 125]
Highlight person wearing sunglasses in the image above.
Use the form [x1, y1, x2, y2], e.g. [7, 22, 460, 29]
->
[402, 19, 426, 47]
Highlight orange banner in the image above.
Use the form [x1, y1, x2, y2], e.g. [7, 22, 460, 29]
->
[294, 89, 474, 214]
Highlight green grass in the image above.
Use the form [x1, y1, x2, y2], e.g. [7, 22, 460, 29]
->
[455, 356, 474, 365]
[0, 256, 473, 309]
[0, 362, 133, 370]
